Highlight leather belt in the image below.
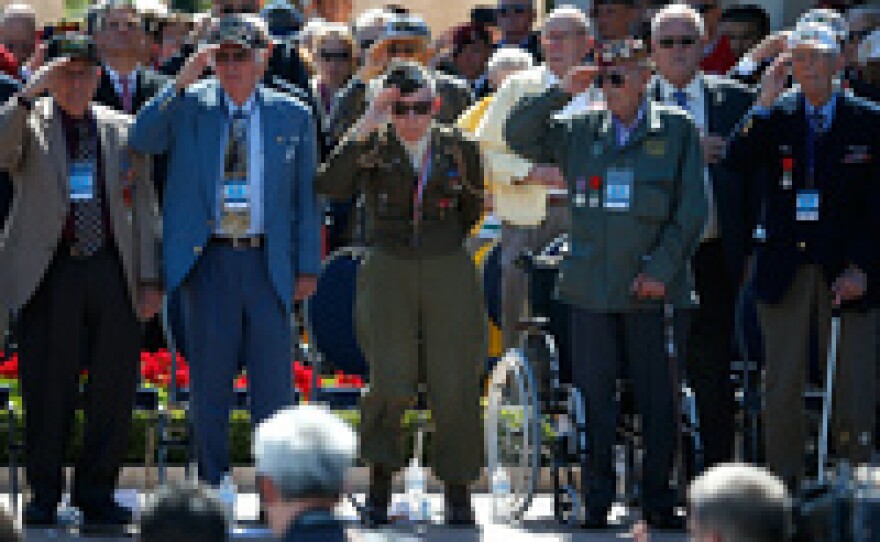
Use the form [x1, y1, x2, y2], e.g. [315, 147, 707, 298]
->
[210, 235, 264, 249]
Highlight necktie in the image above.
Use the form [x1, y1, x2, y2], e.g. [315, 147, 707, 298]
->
[809, 110, 827, 135]
[220, 109, 251, 237]
[673, 90, 689, 111]
[71, 119, 105, 257]
[120, 76, 132, 114]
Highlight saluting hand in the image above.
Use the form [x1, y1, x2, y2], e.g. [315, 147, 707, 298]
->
[561, 65, 599, 96]
[21, 56, 70, 100]
[519, 164, 565, 188]
[356, 86, 399, 138]
[175, 44, 218, 92]
[294, 275, 318, 302]
[757, 52, 791, 108]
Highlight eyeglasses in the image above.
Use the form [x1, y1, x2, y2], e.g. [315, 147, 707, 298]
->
[320, 50, 352, 61]
[497, 4, 531, 17]
[848, 29, 873, 42]
[387, 43, 420, 56]
[391, 100, 433, 116]
[692, 3, 717, 14]
[656, 35, 699, 49]
[103, 20, 141, 32]
[218, 3, 259, 15]
[214, 49, 252, 63]
[595, 71, 629, 88]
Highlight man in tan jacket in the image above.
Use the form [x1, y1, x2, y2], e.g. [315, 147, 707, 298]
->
[475, 6, 599, 349]
[0, 34, 161, 528]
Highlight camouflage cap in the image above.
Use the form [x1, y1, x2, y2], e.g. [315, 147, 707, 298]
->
[597, 38, 649, 67]
[46, 33, 99, 65]
[379, 13, 431, 43]
[205, 14, 271, 49]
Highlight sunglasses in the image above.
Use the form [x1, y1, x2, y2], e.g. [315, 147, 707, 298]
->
[103, 20, 141, 32]
[849, 29, 873, 42]
[391, 100, 433, 116]
[387, 43, 419, 56]
[497, 5, 531, 16]
[218, 5, 257, 15]
[656, 35, 699, 49]
[595, 71, 629, 88]
[320, 50, 352, 61]
[693, 3, 717, 14]
[214, 49, 252, 63]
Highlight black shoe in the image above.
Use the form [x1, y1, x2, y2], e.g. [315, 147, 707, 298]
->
[444, 484, 475, 526]
[364, 465, 391, 527]
[23, 500, 57, 527]
[579, 511, 609, 530]
[644, 510, 685, 531]
[78, 500, 133, 527]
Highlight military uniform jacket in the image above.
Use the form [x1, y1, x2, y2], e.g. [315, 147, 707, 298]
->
[315, 122, 484, 258]
[505, 87, 708, 312]
[725, 90, 880, 305]
[326, 72, 474, 152]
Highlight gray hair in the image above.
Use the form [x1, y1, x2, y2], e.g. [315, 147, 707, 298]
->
[688, 463, 792, 542]
[543, 5, 592, 37]
[651, 3, 706, 38]
[253, 405, 357, 500]
[487, 47, 533, 87]
[0, 3, 35, 27]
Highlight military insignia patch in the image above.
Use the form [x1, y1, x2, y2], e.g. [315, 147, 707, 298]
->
[645, 139, 666, 156]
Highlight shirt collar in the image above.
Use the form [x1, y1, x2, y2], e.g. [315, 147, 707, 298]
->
[612, 101, 647, 136]
[104, 65, 138, 88]
[223, 90, 257, 117]
[804, 90, 838, 124]
[401, 131, 430, 167]
[654, 73, 703, 101]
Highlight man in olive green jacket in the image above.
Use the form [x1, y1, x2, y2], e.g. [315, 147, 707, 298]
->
[316, 62, 486, 527]
[505, 39, 707, 531]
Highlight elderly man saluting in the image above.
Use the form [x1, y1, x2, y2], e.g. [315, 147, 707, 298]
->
[505, 39, 707, 530]
[129, 15, 321, 488]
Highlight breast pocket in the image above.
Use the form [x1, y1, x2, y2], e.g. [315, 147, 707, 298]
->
[633, 181, 672, 223]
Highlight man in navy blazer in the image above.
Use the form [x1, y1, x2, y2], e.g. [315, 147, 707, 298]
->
[129, 14, 321, 486]
[725, 23, 878, 490]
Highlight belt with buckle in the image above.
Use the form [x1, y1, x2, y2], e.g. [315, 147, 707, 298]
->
[211, 235, 264, 249]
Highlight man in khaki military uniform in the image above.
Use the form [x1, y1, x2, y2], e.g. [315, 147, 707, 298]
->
[316, 61, 486, 526]
[327, 13, 473, 148]
[505, 39, 707, 531]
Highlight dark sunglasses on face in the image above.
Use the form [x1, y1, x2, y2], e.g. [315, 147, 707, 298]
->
[320, 50, 352, 61]
[391, 100, 433, 116]
[104, 20, 141, 32]
[215, 49, 251, 63]
[388, 43, 419, 56]
[849, 29, 873, 42]
[595, 71, 628, 88]
[656, 35, 699, 49]
[497, 4, 530, 16]
[219, 4, 257, 15]
[693, 3, 717, 14]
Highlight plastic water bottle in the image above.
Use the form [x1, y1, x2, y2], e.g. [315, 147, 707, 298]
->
[218, 473, 237, 524]
[404, 457, 429, 523]
[491, 466, 511, 523]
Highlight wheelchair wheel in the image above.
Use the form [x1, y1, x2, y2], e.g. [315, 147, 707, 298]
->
[485, 348, 541, 523]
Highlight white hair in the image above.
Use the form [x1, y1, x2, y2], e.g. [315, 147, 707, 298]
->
[487, 46, 534, 87]
[651, 3, 706, 38]
[689, 463, 792, 542]
[543, 5, 592, 37]
[253, 405, 357, 500]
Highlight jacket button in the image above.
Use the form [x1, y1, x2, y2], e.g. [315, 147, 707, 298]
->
[797, 241, 806, 250]
[194, 246, 202, 255]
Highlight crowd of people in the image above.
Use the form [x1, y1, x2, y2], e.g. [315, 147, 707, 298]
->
[0, 0, 879, 540]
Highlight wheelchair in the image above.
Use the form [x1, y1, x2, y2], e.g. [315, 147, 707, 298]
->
[483, 235, 705, 526]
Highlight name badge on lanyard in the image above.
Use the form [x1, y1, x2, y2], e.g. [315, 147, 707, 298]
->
[69, 161, 96, 201]
[604, 168, 634, 211]
[223, 179, 250, 210]
[796, 189, 820, 222]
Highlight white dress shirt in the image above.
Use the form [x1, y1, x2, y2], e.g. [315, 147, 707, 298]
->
[217, 91, 264, 236]
[654, 73, 719, 241]
[105, 65, 139, 110]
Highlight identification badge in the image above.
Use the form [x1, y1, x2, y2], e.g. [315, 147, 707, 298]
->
[796, 190, 820, 222]
[69, 161, 96, 201]
[604, 168, 633, 211]
[223, 179, 250, 210]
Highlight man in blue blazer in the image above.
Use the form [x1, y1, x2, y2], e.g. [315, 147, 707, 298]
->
[129, 14, 321, 486]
